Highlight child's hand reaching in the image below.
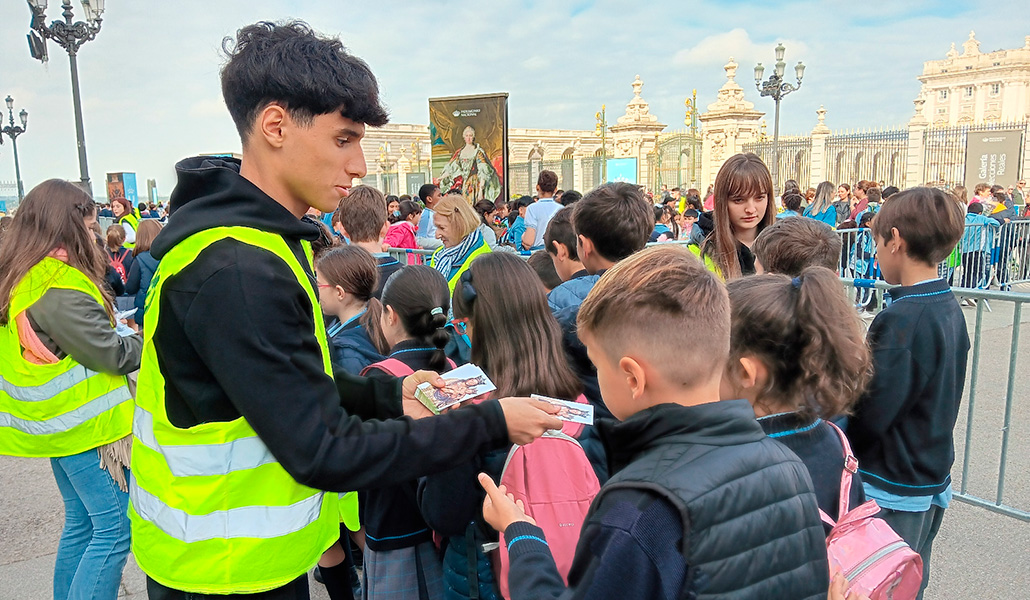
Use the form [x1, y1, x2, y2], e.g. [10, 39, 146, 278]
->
[827, 572, 870, 600]
[479, 472, 536, 532]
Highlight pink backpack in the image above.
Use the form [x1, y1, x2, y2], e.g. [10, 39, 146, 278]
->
[495, 396, 600, 600]
[360, 357, 457, 378]
[820, 421, 923, 599]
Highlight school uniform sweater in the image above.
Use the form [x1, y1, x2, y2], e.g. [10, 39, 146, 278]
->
[361, 341, 443, 551]
[848, 279, 970, 497]
[758, 412, 865, 530]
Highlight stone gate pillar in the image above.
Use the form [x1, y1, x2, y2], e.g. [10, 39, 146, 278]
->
[609, 76, 667, 189]
[810, 106, 830, 187]
[698, 58, 765, 189]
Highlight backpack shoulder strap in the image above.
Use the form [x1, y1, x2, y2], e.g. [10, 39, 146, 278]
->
[824, 420, 860, 518]
[361, 358, 414, 378]
[499, 429, 581, 481]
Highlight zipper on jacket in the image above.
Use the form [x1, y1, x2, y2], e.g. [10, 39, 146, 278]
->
[844, 541, 909, 581]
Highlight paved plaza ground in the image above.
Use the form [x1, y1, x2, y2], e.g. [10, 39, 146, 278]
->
[2, 287, 1028, 600]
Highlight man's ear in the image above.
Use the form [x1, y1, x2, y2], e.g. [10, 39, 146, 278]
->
[255, 103, 287, 149]
[619, 356, 646, 401]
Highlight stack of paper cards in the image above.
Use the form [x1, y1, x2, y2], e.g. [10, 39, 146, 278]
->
[531, 394, 594, 425]
[415, 364, 497, 414]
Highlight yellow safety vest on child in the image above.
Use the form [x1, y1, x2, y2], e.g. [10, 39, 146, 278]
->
[0, 258, 132, 458]
[129, 226, 354, 594]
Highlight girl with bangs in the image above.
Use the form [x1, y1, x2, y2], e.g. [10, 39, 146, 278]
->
[700, 152, 776, 279]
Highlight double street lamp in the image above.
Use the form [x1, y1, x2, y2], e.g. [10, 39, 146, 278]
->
[754, 43, 805, 195]
[26, 0, 105, 195]
[1, 97, 30, 201]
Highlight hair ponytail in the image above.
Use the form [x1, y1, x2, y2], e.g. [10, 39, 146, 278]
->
[361, 297, 388, 354]
[381, 266, 451, 372]
[726, 266, 870, 419]
[792, 267, 871, 418]
[427, 309, 451, 373]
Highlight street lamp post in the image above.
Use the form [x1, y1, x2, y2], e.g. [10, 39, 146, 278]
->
[1, 97, 29, 201]
[594, 104, 607, 183]
[754, 43, 805, 195]
[684, 89, 700, 188]
[26, 0, 105, 195]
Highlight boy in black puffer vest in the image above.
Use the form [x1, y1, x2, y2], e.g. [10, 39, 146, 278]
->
[479, 245, 829, 600]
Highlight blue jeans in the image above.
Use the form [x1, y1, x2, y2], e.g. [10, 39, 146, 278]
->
[50, 449, 131, 600]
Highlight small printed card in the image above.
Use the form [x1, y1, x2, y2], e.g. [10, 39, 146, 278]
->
[531, 394, 594, 425]
[415, 364, 497, 414]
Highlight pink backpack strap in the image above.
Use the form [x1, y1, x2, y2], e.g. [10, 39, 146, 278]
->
[823, 420, 860, 521]
[360, 358, 414, 378]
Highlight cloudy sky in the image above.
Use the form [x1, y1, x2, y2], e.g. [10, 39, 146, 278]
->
[0, 0, 1025, 200]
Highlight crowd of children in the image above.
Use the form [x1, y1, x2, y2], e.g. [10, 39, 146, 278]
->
[272, 146, 970, 600]
[0, 19, 992, 600]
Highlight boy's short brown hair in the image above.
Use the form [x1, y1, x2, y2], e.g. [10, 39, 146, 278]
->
[578, 245, 729, 387]
[337, 185, 387, 242]
[753, 218, 841, 276]
[571, 182, 652, 263]
[871, 186, 964, 265]
[537, 170, 558, 194]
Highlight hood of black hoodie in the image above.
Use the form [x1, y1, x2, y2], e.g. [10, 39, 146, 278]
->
[151, 156, 321, 260]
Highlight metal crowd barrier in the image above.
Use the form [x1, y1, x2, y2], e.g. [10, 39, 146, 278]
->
[836, 220, 1030, 292]
[841, 277, 1029, 521]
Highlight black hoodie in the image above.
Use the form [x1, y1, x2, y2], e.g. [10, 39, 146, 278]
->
[150, 157, 510, 493]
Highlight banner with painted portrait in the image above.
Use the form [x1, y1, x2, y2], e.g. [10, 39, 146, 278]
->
[429, 94, 508, 204]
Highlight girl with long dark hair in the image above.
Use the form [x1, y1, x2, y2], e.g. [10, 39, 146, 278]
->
[0, 179, 141, 600]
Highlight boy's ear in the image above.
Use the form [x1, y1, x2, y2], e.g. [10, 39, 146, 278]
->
[338, 225, 349, 240]
[379, 221, 389, 241]
[577, 235, 593, 262]
[256, 103, 287, 149]
[890, 226, 904, 254]
[553, 240, 569, 262]
[618, 356, 646, 401]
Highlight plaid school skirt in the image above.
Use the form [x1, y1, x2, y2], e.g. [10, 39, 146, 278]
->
[363, 541, 444, 600]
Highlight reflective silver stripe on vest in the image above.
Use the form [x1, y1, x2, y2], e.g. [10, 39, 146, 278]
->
[0, 365, 102, 403]
[132, 407, 278, 477]
[0, 386, 130, 435]
[130, 481, 325, 542]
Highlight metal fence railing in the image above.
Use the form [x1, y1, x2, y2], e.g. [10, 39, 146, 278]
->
[836, 221, 1030, 301]
[840, 278, 1029, 521]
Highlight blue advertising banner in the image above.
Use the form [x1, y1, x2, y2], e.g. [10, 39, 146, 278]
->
[0, 200, 7, 214]
[606, 158, 637, 184]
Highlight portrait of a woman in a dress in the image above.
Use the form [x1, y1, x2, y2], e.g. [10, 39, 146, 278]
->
[439, 126, 502, 204]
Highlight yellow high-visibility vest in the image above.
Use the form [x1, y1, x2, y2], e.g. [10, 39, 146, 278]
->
[129, 226, 348, 594]
[119, 213, 139, 249]
[0, 258, 132, 458]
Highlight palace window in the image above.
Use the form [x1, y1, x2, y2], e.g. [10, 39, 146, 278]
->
[939, 89, 948, 100]
[965, 86, 974, 98]
[990, 83, 1001, 95]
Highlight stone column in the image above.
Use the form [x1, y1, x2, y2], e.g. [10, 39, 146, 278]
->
[906, 97, 929, 187]
[809, 105, 830, 188]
